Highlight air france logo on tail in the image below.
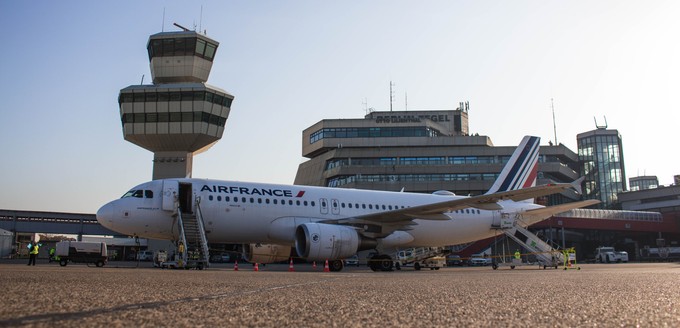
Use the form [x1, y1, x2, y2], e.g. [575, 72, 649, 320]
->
[486, 136, 540, 194]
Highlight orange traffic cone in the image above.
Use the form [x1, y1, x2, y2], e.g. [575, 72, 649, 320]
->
[234, 260, 239, 271]
[289, 258, 295, 272]
[312, 261, 317, 270]
[324, 259, 330, 272]
[254, 263, 259, 272]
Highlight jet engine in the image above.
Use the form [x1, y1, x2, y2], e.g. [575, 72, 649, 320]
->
[242, 243, 292, 264]
[295, 223, 376, 261]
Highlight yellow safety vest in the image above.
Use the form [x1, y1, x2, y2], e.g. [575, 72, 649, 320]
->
[30, 245, 39, 255]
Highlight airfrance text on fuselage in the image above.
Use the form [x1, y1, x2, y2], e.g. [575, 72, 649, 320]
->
[201, 185, 304, 198]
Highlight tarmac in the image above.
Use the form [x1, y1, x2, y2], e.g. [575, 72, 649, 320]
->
[1, 260, 679, 327]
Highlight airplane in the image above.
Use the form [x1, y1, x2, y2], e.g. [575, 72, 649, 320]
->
[96, 136, 598, 271]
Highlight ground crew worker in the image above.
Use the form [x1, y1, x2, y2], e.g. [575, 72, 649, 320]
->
[28, 242, 40, 266]
[49, 247, 56, 263]
[514, 249, 521, 261]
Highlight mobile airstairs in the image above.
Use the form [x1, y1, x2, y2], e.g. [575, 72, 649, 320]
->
[162, 197, 211, 270]
[492, 213, 564, 269]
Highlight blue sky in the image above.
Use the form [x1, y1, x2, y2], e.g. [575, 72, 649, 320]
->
[1, 1, 678, 213]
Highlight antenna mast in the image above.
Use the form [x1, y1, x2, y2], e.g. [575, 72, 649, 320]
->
[389, 81, 395, 112]
[551, 98, 558, 145]
[405, 92, 408, 111]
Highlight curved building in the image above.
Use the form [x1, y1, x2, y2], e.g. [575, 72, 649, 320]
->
[118, 29, 234, 180]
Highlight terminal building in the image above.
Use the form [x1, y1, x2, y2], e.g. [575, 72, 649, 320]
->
[295, 106, 581, 206]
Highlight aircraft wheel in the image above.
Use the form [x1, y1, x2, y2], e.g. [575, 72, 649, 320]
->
[379, 257, 393, 271]
[329, 259, 344, 272]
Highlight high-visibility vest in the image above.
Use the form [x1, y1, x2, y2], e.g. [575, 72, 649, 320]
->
[31, 245, 40, 255]
[514, 251, 520, 259]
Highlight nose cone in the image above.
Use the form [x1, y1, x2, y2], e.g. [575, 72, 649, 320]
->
[96, 202, 115, 230]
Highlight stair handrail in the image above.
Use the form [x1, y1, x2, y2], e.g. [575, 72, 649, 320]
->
[194, 197, 211, 267]
[176, 208, 189, 266]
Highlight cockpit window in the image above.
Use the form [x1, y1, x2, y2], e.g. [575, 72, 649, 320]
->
[121, 190, 145, 198]
[145, 190, 153, 198]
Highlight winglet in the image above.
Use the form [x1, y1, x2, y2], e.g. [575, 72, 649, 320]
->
[571, 177, 585, 195]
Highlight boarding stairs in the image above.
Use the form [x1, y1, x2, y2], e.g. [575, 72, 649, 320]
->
[175, 199, 210, 269]
[494, 215, 564, 268]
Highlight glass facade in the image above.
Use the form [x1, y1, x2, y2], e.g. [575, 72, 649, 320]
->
[147, 36, 218, 62]
[310, 126, 441, 144]
[578, 130, 626, 209]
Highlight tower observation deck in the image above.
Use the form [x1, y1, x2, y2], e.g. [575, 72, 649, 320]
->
[118, 28, 234, 180]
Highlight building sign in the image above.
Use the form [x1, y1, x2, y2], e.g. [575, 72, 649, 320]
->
[374, 114, 451, 124]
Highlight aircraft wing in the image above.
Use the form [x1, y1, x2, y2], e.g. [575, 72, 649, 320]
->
[337, 182, 582, 225]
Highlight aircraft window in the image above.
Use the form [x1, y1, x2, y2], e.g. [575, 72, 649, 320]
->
[382, 205, 386, 210]
[144, 190, 153, 198]
[355, 203, 359, 208]
[465, 209, 469, 214]
[281, 200, 285, 206]
[362, 204, 366, 209]
[311, 201, 316, 207]
[242, 197, 246, 203]
[296, 200, 301, 206]
[234, 197, 238, 203]
[250, 198, 254, 203]
[341, 203, 346, 208]
[226, 196, 230, 202]
[208, 195, 213, 201]
[375, 204, 379, 210]
[369, 205, 373, 209]
[217, 196, 222, 201]
[348, 203, 352, 209]
[304, 201, 308, 206]
[266, 199, 270, 204]
[273, 199, 278, 204]
[131, 190, 143, 198]
[321, 201, 327, 207]
[289, 200, 293, 205]
[388, 205, 393, 210]
[258, 198, 262, 204]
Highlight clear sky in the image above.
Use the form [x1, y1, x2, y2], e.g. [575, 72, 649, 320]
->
[1, 1, 678, 213]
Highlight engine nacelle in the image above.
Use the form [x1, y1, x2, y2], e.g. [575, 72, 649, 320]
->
[242, 243, 292, 264]
[295, 223, 363, 261]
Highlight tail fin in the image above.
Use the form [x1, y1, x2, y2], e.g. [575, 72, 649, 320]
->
[486, 136, 540, 195]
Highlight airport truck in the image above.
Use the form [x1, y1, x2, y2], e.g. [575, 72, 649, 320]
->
[595, 246, 628, 263]
[56, 241, 108, 267]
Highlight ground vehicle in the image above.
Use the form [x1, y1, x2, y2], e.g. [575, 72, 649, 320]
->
[56, 241, 108, 267]
[344, 255, 359, 266]
[446, 255, 462, 266]
[136, 250, 153, 261]
[595, 247, 628, 263]
[415, 256, 445, 270]
[210, 253, 231, 263]
[469, 254, 493, 266]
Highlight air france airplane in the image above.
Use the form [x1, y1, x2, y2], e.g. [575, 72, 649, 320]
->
[96, 136, 597, 271]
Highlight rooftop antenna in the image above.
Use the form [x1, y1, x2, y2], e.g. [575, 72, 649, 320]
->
[405, 92, 408, 111]
[389, 81, 395, 112]
[362, 98, 368, 115]
[551, 98, 558, 145]
[140, 74, 145, 85]
[161, 8, 166, 32]
[594, 116, 608, 129]
[173, 22, 190, 32]
[199, 5, 203, 34]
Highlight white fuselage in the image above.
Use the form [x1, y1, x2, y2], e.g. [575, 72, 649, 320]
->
[97, 178, 543, 249]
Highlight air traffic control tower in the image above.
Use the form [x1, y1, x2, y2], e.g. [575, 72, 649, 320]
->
[118, 26, 234, 180]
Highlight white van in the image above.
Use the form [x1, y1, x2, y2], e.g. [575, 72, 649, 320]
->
[136, 250, 153, 261]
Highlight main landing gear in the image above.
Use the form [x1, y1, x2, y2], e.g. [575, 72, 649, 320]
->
[369, 254, 393, 272]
